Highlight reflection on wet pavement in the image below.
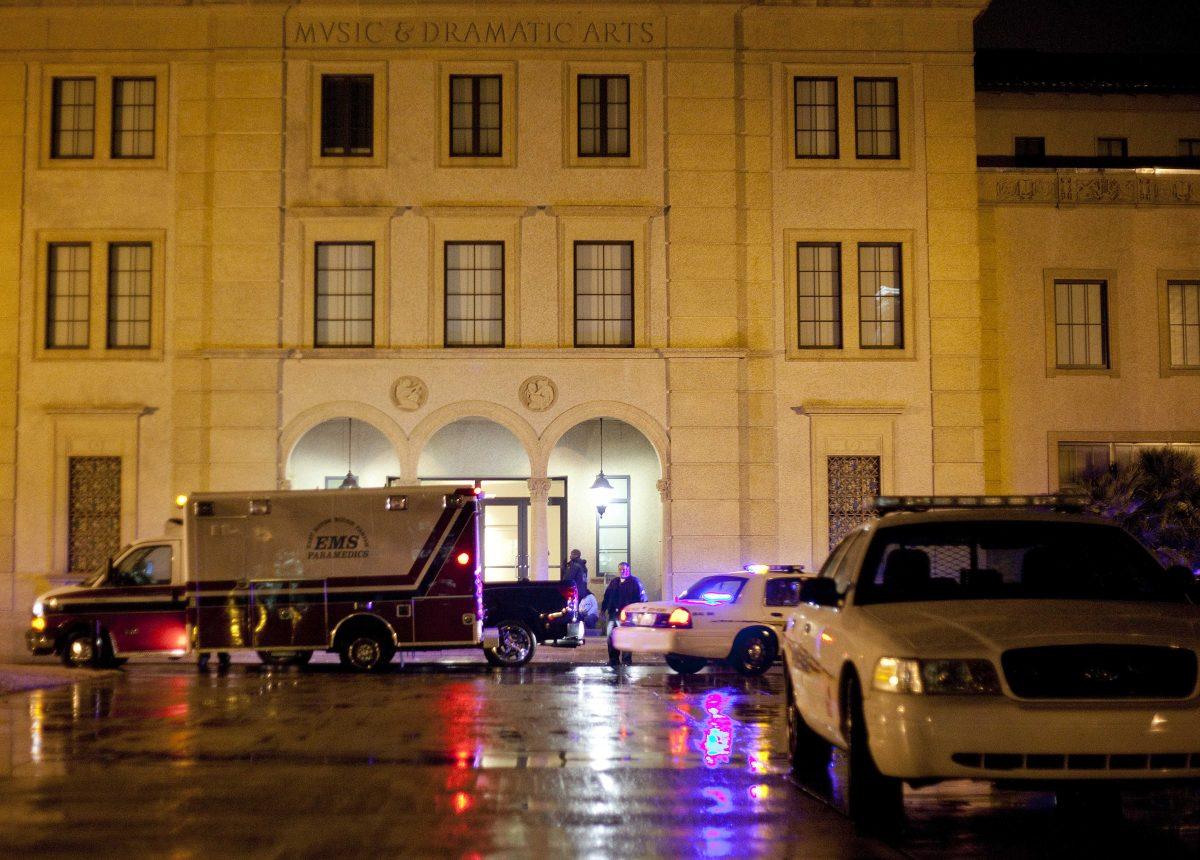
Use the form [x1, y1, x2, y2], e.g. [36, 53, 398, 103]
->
[0, 660, 1196, 857]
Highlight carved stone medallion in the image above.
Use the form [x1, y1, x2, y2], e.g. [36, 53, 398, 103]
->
[519, 376, 557, 412]
[391, 376, 428, 411]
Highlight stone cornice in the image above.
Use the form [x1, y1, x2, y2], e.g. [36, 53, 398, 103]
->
[979, 169, 1200, 207]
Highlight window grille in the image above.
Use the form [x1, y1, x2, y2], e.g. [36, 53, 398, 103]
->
[794, 77, 838, 158]
[450, 75, 502, 157]
[46, 243, 91, 348]
[111, 78, 155, 158]
[315, 242, 374, 347]
[854, 78, 899, 159]
[445, 242, 504, 347]
[575, 242, 633, 347]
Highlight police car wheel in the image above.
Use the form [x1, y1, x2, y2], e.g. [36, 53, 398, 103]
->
[729, 628, 777, 677]
[62, 631, 98, 668]
[484, 620, 536, 668]
[665, 653, 707, 674]
[843, 673, 904, 830]
[785, 674, 830, 781]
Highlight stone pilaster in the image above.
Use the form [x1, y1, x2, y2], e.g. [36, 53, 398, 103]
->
[0, 63, 23, 629]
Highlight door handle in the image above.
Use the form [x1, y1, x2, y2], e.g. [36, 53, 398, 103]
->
[770, 612, 783, 618]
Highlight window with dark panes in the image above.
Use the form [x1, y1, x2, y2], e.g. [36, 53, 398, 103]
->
[1014, 136, 1045, 158]
[857, 243, 903, 348]
[1166, 280, 1200, 368]
[793, 77, 838, 158]
[51, 77, 95, 158]
[46, 243, 91, 349]
[1096, 137, 1127, 158]
[854, 78, 899, 159]
[107, 243, 152, 348]
[796, 242, 842, 348]
[315, 242, 374, 347]
[596, 475, 630, 578]
[111, 78, 155, 158]
[320, 75, 373, 157]
[578, 75, 630, 157]
[450, 75, 502, 157]
[1180, 139, 1200, 158]
[1053, 279, 1109, 369]
[575, 242, 633, 347]
[764, 578, 803, 607]
[445, 242, 504, 347]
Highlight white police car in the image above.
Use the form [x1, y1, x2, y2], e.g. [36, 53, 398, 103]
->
[782, 495, 1200, 827]
[611, 564, 808, 675]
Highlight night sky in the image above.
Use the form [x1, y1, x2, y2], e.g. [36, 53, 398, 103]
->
[976, 0, 1200, 54]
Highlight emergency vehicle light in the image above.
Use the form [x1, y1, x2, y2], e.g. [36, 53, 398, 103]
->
[743, 563, 806, 574]
[456, 552, 471, 566]
[248, 499, 271, 515]
[873, 494, 1088, 513]
[174, 494, 188, 508]
[385, 495, 408, 511]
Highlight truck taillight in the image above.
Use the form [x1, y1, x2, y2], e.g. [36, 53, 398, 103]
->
[665, 608, 692, 629]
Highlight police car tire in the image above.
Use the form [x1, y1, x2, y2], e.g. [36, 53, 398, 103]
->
[785, 674, 830, 780]
[665, 653, 707, 674]
[843, 674, 904, 830]
[729, 627, 777, 677]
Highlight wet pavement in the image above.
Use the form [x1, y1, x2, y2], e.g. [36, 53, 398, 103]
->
[0, 652, 1197, 858]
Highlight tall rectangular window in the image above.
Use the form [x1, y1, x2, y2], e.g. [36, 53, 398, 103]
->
[827, 455, 879, 550]
[320, 75, 373, 157]
[315, 243, 374, 347]
[50, 77, 95, 158]
[111, 78, 156, 159]
[854, 78, 899, 159]
[1096, 137, 1128, 157]
[450, 75, 502, 157]
[1167, 280, 1200, 368]
[1014, 136, 1045, 158]
[574, 242, 633, 347]
[1054, 279, 1109, 368]
[1180, 139, 1200, 158]
[68, 456, 121, 574]
[46, 243, 91, 349]
[107, 243, 152, 348]
[858, 243, 903, 348]
[578, 75, 630, 157]
[793, 77, 838, 158]
[596, 475, 630, 578]
[796, 242, 842, 348]
[445, 242, 504, 347]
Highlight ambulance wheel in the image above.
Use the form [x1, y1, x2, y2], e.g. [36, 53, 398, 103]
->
[484, 620, 536, 668]
[665, 654, 707, 674]
[729, 627, 777, 676]
[338, 632, 394, 672]
[62, 630, 99, 668]
[257, 650, 313, 667]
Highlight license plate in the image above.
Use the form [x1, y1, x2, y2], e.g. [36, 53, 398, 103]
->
[637, 612, 657, 627]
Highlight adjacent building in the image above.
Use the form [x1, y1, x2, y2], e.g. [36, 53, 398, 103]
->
[0, 1, 1196, 657]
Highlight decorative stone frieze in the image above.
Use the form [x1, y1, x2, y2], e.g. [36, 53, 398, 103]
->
[981, 170, 1200, 206]
[518, 376, 557, 412]
[390, 376, 428, 411]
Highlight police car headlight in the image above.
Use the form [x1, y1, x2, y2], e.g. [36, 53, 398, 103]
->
[872, 658, 1001, 695]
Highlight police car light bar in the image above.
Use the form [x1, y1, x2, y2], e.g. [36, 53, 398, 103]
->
[743, 563, 806, 574]
[872, 494, 1088, 513]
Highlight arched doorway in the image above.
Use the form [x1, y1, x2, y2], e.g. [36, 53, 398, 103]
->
[417, 418, 547, 583]
[547, 418, 664, 600]
[286, 417, 400, 490]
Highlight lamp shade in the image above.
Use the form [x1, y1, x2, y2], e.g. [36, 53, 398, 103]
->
[589, 472, 615, 516]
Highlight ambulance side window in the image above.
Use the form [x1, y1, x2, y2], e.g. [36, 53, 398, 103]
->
[111, 545, 173, 586]
[764, 578, 803, 607]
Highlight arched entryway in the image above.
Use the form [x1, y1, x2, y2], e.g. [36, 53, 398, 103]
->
[286, 417, 400, 490]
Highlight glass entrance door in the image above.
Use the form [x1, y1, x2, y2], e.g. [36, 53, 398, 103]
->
[482, 499, 528, 582]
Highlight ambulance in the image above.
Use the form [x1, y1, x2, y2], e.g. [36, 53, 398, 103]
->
[27, 486, 523, 671]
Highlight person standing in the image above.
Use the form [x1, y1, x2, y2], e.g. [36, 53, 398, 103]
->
[561, 548, 589, 598]
[601, 562, 646, 667]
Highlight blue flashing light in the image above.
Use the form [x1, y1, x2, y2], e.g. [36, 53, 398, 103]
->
[701, 592, 735, 605]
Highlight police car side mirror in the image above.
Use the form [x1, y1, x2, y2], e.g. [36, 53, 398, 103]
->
[799, 578, 840, 607]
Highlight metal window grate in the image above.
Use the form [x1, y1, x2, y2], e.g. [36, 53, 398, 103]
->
[46, 243, 91, 348]
[51, 77, 95, 158]
[578, 75, 630, 157]
[828, 455, 880, 549]
[315, 242, 374, 347]
[445, 242, 504, 347]
[450, 75, 502, 157]
[320, 75, 373, 157]
[796, 242, 842, 347]
[575, 242, 633, 347]
[854, 77, 899, 159]
[107, 243, 152, 348]
[112, 78, 155, 158]
[1053, 279, 1109, 368]
[858, 243, 903, 348]
[68, 456, 121, 574]
[794, 77, 838, 158]
[1167, 280, 1200, 367]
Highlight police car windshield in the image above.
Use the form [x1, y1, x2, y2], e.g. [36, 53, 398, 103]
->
[679, 575, 746, 605]
[856, 520, 1181, 605]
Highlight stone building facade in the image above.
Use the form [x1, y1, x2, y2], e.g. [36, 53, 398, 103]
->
[0, 0, 1196, 657]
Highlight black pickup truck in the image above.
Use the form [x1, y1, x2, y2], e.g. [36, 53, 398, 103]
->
[482, 580, 583, 667]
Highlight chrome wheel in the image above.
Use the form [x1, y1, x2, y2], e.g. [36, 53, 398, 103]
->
[485, 621, 535, 667]
[348, 637, 381, 669]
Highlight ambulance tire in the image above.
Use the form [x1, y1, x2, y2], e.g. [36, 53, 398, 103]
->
[665, 654, 707, 674]
[337, 629, 395, 672]
[484, 620, 536, 668]
[62, 629, 100, 668]
[728, 627, 777, 677]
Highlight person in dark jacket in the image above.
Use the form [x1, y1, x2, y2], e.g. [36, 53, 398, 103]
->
[601, 562, 646, 667]
[562, 549, 589, 598]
